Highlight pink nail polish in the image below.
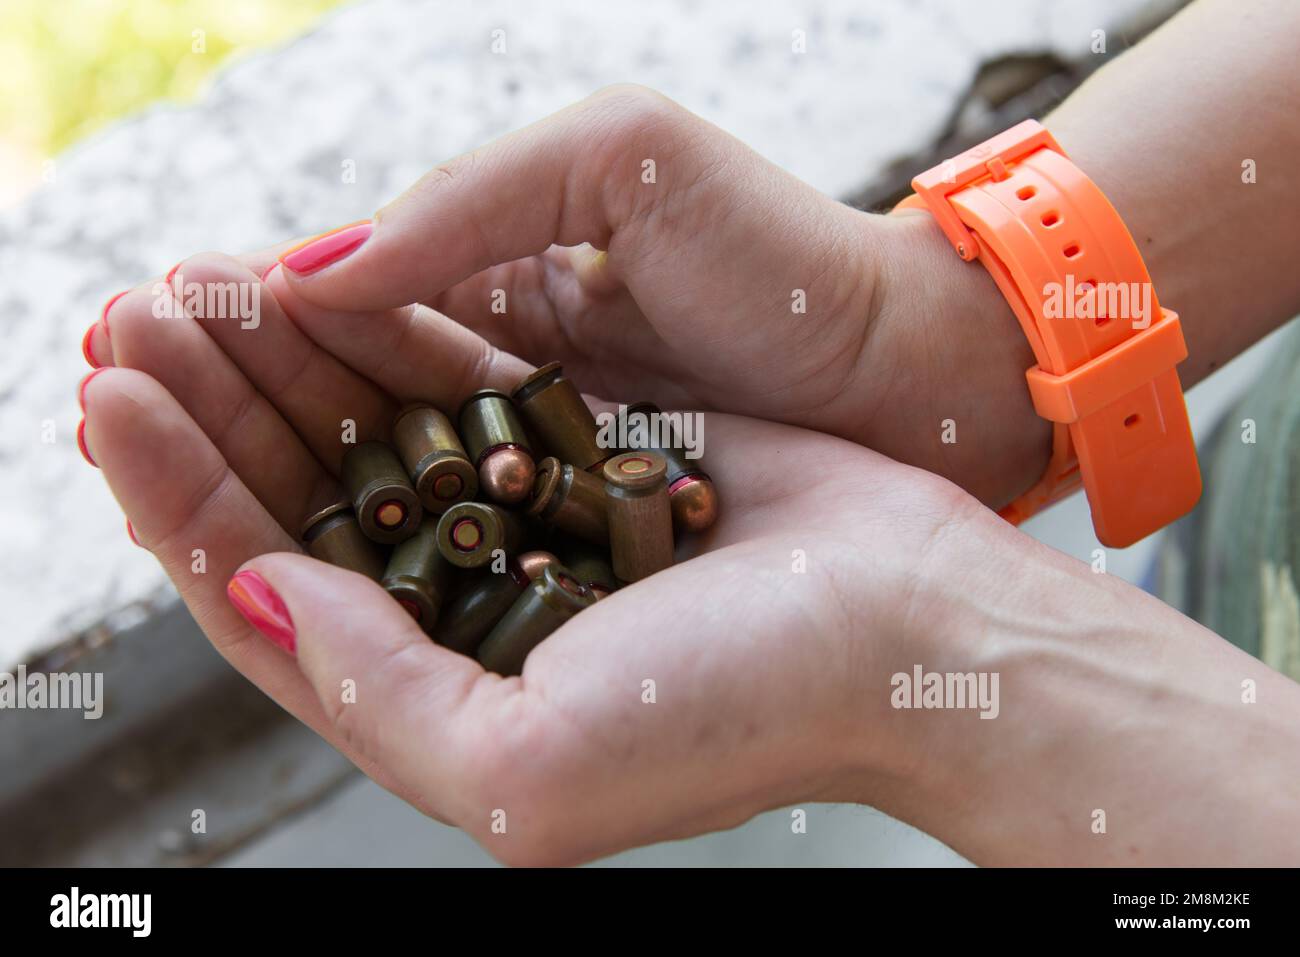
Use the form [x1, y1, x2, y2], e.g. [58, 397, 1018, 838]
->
[101, 290, 127, 339]
[81, 324, 103, 369]
[77, 367, 107, 412]
[164, 261, 182, 287]
[260, 261, 279, 282]
[77, 419, 97, 468]
[126, 519, 143, 548]
[280, 221, 372, 276]
[227, 570, 296, 654]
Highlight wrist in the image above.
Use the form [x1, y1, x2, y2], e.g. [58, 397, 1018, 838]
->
[844, 209, 1052, 509]
[866, 525, 1300, 865]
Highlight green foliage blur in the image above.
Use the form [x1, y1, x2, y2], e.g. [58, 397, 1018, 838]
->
[0, 0, 348, 168]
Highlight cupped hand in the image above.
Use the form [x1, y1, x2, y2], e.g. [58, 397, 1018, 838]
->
[271, 85, 1051, 507]
[79, 249, 993, 864]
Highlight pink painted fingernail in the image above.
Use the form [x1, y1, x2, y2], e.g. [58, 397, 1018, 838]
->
[227, 570, 297, 654]
[260, 261, 279, 282]
[81, 324, 103, 369]
[280, 221, 372, 276]
[164, 261, 183, 287]
[126, 519, 143, 548]
[100, 290, 128, 339]
[77, 367, 107, 412]
[77, 419, 97, 468]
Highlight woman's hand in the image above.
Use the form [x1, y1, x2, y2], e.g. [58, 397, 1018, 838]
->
[269, 85, 1050, 508]
[79, 245, 1300, 866]
[80, 247, 992, 864]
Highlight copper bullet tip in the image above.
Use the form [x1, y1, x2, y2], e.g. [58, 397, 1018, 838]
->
[516, 550, 559, 581]
[669, 476, 719, 533]
[480, 448, 535, 505]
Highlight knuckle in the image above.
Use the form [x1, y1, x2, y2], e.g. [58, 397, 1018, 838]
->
[170, 251, 244, 287]
[166, 251, 253, 321]
[104, 287, 161, 352]
[588, 83, 677, 120]
[585, 83, 688, 142]
[407, 150, 478, 203]
[324, 685, 374, 757]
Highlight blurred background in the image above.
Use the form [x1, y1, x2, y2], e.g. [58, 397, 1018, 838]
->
[0, 0, 348, 208]
[7, 0, 1266, 867]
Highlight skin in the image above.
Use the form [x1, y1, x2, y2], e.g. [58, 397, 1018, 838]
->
[79, 0, 1300, 864]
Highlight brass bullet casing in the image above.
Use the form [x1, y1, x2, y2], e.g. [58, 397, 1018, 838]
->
[436, 562, 530, 656]
[392, 403, 478, 514]
[516, 550, 560, 582]
[618, 401, 719, 533]
[341, 441, 423, 544]
[301, 501, 387, 581]
[458, 389, 535, 505]
[381, 518, 452, 634]
[511, 362, 610, 472]
[557, 538, 618, 600]
[603, 451, 674, 582]
[476, 564, 595, 676]
[435, 501, 525, 569]
[525, 456, 609, 545]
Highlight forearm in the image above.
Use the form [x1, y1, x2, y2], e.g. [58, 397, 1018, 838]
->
[869, 522, 1300, 866]
[1047, 0, 1300, 384]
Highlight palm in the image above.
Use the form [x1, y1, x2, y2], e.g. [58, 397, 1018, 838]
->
[86, 248, 973, 862]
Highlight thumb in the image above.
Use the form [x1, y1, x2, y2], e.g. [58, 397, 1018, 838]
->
[273, 85, 725, 312]
[226, 553, 481, 790]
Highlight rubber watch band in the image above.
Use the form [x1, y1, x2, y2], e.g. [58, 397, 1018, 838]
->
[903, 120, 1201, 547]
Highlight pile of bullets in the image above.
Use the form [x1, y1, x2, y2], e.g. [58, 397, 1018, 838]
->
[300, 362, 718, 676]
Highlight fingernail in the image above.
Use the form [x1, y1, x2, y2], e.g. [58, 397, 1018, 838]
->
[81, 324, 103, 369]
[280, 221, 372, 276]
[260, 261, 279, 282]
[100, 290, 127, 340]
[164, 261, 182, 288]
[77, 367, 107, 412]
[126, 519, 143, 548]
[227, 570, 296, 654]
[77, 419, 97, 468]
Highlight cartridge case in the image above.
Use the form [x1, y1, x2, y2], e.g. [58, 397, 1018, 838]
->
[341, 440, 423, 544]
[382, 518, 452, 634]
[435, 501, 526, 569]
[476, 564, 595, 676]
[436, 562, 530, 656]
[301, 501, 387, 581]
[525, 455, 609, 544]
[458, 389, 536, 505]
[557, 539, 618, 599]
[617, 401, 719, 533]
[392, 403, 478, 513]
[510, 362, 609, 472]
[603, 451, 674, 582]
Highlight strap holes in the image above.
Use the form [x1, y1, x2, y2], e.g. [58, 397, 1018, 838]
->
[1016, 185, 1037, 201]
[1041, 211, 1060, 227]
[1081, 278, 1108, 324]
[1123, 413, 1140, 429]
[1063, 242, 1082, 259]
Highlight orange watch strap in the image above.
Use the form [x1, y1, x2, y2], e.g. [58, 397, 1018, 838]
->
[903, 120, 1201, 547]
